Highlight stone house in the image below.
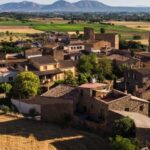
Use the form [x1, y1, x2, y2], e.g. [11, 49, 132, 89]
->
[135, 52, 150, 68]
[85, 40, 111, 53]
[30, 55, 76, 84]
[107, 54, 141, 69]
[77, 83, 149, 122]
[0, 67, 18, 83]
[84, 27, 119, 49]
[124, 68, 150, 100]
[24, 48, 42, 59]
[64, 40, 85, 53]
[11, 95, 73, 123]
[95, 33, 119, 50]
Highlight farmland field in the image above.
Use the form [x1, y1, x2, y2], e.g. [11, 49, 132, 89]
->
[0, 26, 43, 34]
[107, 21, 150, 31]
[0, 19, 149, 41]
[0, 115, 110, 150]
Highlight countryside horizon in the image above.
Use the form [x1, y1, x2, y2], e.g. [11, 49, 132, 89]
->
[0, 0, 150, 7]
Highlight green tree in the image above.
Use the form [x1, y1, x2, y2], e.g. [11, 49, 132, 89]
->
[0, 83, 12, 94]
[100, 27, 106, 33]
[113, 117, 136, 138]
[13, 71, 40, 99]
[98, 57, 113, 79]
[77, 55, 94, 74]
[78, 73, 89, 85]
[110, 135, 138, 150]
[64, 71, 78, 86]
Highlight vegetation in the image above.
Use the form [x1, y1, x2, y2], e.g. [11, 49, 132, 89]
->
[1, 42, 29, 53]
[110, 117, 138, 150]
[1, 105, 10, 114]
[110, 135, 138, 150]
[77, 54, 113, 83]
[64, 71, 78, 86]
[113, 117, 136, 138]
[13, 71, 40, 99]
[120, 40, 147, 50]
[0, 83, 12, 94]
[113, 63, 130, 78]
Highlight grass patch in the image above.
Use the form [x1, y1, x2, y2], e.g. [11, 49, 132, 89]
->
[33, 23, 146, 33]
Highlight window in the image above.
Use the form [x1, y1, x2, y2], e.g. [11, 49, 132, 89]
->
[8, 77, 13, 82]
[139, 105, 144, 111]
[92, 90, 96, 97]
[44, 66, 47, 70]
[80, 90, 83, 96]
[125, 108, 129, 111]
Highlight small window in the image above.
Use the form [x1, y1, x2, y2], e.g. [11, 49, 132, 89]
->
[139, 105, 144, 111]
[80, 90, 83, 96]
[8, 77, 13, 82]
[125, 108, 129, 111]
[92, 90, 96, 97]
[44, 66, 47, 70]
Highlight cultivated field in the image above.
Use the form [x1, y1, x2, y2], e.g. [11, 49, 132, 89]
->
[0, 18, 149, 41]
[0, 115, 110, 150]
[0, 26, 43, 34]
[107, 21, 150, 31]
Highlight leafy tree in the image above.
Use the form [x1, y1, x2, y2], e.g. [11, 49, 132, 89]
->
[78, 73, 89, 85]
[13, 71, 40, 99]
[64, 71, 78, 86]
[77, 54, 95, 74]
[100, 27, 106, 33]
[1, 105, 10, 114]
[77, 55, 113, 82]
[133, 35, 141, 40]
[110, 135, 138, 150]
[0, 83, 12, 94]
[113, 117, 136, 138]
[98, 57, 113, 79]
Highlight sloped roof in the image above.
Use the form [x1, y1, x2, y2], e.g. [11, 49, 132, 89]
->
[41, 84, 79, 100]
[30, 55, 57, 65]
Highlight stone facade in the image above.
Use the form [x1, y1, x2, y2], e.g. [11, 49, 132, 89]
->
[84, 27, 95, 41]
[95, 33, 119, 49]
[84, 27, 119, 49]
[77, 86, 149, 121]
[41, 100, 73, 123]
[124, 68, 150, 100]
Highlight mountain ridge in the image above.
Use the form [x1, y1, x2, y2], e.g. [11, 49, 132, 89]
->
[0, 0, 150, 12]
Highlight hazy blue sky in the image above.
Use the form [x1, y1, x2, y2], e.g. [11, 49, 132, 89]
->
[0, 0, 150, 7]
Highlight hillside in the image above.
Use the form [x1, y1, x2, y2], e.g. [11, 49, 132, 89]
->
[0, 0, 150, 12]
[0, 115, 111, 150]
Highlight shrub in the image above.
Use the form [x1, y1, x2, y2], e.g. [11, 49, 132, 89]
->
[113, 117, 136, 138]
[133, 35, 141, 40]
[29, 108, 39, 118]
[110, 135, 138, 150]
[1, 105, 10, 114]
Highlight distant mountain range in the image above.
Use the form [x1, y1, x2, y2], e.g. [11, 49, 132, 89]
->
[0, 0, 150, 12]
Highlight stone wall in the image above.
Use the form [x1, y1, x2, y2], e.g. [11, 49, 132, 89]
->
[95, 33, 119, 49]
[41, 101, 73, 123]
[108, 96, 149, 116]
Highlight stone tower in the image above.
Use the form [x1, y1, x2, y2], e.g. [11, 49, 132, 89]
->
[84, 27, 95, 41]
